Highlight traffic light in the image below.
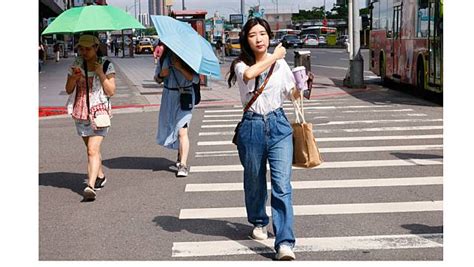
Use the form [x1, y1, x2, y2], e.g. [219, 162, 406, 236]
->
[361, 14, 369, 29]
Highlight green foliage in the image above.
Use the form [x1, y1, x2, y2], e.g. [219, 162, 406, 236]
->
[359, 7, 370, 16]
[293, 4, 350, 21]
[143, 27, 157, 36]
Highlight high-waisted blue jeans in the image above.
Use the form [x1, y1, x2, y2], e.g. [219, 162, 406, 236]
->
[236, 107, 295, 250]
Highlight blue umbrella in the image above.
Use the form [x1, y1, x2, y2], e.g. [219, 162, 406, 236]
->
[150, 15, 221, 79]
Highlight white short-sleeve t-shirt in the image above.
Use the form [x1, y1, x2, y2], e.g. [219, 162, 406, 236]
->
[234, 56, 296, 115]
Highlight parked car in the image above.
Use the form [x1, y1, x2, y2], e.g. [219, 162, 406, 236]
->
[301, 34, 319, 47]
[135, 41, 153, 54]
[281, 34, 303, 48]
[318, 36, 327, 45]
[336, 35, 349, 46]
[224, 38, 241, 56]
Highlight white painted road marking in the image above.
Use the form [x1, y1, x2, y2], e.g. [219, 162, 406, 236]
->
[179, 200, 443, 219]
[172, 233, 443, 257]
[190, 159, 443, 173]
[200, 119, 443, 128]
[198, 125, 443, 136]
[195, 145, 442, 157]
[197, 134, 443, 146]
[204, 105, 403, 113]
[185, 176, 443, 192]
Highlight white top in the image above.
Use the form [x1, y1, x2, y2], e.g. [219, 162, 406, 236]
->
[234, 57, 296, 115]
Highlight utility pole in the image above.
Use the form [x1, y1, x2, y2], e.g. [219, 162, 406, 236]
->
[344, 0, 365, 88]
[138, 0, 141, 24]
[134, 0, 137, 21]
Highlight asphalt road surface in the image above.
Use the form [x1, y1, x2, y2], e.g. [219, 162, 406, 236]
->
[39, 84, 443, 260]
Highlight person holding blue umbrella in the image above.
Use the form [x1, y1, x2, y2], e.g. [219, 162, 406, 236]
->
[155, 45, 200, 177]
[150, 15, 220, 177]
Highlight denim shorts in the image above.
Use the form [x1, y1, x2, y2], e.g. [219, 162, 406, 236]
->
[74, 120, 109, 137]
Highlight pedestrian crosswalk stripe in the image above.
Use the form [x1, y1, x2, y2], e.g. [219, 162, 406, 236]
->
[200, 119, 443, 128]
[202, 115, 428, 123]
[172, 233, 443, 257]
[195, 145, 442, 157]
[203, 108, 416, 118]
[185, 176, 443, 192]
[203, 105, 402, 113]
[179, 200, 443, 219]
[197, 134, 443, 146]
[198, 125, 443, 136]
[190, 158, 442, 173]
[341, 125, 443, 133]
[340, 108, 414, 113]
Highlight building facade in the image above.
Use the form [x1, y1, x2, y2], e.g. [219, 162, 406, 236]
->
[263, 13, 293, 31]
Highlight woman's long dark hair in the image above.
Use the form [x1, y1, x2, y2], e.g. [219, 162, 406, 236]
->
[159, 43, 195, 76]
[227, 17, 273, 87]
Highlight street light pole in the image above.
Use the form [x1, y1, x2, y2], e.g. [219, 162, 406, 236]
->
[344, 0, 365, 88]
[138, 0, 141, 24]
[134, 0, 137, 21]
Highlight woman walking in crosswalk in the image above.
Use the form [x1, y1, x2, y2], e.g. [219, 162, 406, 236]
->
[227, 17, 300, 260]
[155, 45, 200, 177]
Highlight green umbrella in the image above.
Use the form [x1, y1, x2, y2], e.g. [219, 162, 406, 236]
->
[41, 5, 145, 35]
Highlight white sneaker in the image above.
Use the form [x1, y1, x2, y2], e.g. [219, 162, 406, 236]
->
[275, 244, 296, 260]
[250, 226, 268, 240]
[176, 164, 189, 177]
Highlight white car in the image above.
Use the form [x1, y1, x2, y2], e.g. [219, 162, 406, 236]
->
[301, 34, 319, 47]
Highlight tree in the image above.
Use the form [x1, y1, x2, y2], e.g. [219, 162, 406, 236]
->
[292, 6, 327, 21]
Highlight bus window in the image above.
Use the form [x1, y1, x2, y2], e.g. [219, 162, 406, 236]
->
[417, 0, 430, 37]
[372, 1, 380, 30]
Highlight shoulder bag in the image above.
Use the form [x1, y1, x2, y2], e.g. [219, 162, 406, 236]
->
[84, 59, 112, 129]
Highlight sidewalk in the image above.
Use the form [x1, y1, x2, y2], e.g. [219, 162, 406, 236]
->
[39, 53, 373, 117]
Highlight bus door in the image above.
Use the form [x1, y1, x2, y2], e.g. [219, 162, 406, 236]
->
[427, 0, 442, 90]
[391, 3, 403, 79]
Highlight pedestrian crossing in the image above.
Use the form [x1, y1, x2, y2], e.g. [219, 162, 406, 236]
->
[172, 95, 443, 260]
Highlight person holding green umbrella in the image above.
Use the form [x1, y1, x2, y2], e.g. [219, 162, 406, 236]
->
[41, 5, 145, 35]
[65, 35, 116, 201]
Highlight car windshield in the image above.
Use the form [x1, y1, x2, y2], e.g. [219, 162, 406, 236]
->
[285, 35, 298, 40]
[228, 39, 239, 44]
[140, 41, 151, 45]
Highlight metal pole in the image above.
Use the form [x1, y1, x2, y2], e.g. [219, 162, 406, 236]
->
[348, 0, 353, 59]
[182, 0, 186, 10]
[353, 0, 361, 59]
[344, 0, 365, 88]
[241, 0, 245, 15]
[138, 0, 141, 24]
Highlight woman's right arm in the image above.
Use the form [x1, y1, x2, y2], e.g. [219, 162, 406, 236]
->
[243, 43, 286, 82]
[65, 69, 81, 94]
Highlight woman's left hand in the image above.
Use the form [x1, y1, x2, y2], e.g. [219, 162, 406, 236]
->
[291, 88, 301, 100]
[93, 61, 104, 75]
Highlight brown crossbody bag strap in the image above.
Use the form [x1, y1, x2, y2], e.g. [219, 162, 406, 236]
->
[243, 62, 276, 112]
